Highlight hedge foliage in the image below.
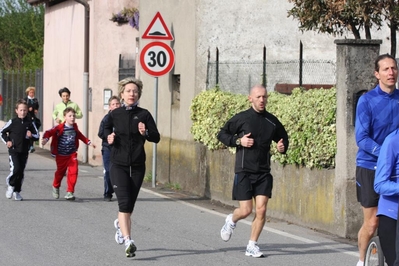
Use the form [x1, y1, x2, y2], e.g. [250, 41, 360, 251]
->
[190, 86, 250, 151]
[189, 86, 337, 169]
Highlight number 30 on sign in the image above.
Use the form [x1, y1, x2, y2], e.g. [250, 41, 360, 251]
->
[140, 41, 175, 77]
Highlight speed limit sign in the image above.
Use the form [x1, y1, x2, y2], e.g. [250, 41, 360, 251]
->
[140, 41, 175, 77]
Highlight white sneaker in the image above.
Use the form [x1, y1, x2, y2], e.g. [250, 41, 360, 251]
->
[220, 214, 235, 242]
[125, 239, 136, 257]
[13, 192, 23, 201]
[5, 186, 14, 199]
[245, 243, 264, 258]
[52, 186, 59, 199]
[64, 192, 75, 200]
[114, 219, 124, 245]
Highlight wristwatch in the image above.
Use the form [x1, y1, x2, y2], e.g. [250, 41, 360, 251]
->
[236, 138, 241, 146]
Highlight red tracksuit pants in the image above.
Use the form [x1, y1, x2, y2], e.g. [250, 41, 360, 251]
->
[53, 153, 78, 193]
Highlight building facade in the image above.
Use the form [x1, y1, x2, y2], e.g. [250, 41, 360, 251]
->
[29, 0, 393, 237]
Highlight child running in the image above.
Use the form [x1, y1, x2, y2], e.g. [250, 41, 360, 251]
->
[24, 86, 41, 153]
[97, 95, 121, 201]
[1, 99, 40, 201]
[52, 87, 83, 125]
[42, 107, 95, 200]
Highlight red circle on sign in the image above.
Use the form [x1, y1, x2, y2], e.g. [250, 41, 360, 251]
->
[140, 42, 175, 77]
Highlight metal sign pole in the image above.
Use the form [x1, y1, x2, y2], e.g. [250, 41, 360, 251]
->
[152, 77, 158, 188]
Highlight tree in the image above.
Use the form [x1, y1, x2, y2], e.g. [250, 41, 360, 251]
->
[381, 0, 399, 57]
[0, 0, 44, 70]
[288, 0, 399, 57]
[287, 0, 383, 39]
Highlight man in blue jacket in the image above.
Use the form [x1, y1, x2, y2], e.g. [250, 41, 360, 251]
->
[355, 53, 399, 266]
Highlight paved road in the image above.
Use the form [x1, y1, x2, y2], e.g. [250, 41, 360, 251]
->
[0, 144, 360, 266]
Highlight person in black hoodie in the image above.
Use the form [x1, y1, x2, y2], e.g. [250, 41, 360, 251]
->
[217, 84, 289, 258]
[104, 77, 160, 258]
[0, 99, 40, 201]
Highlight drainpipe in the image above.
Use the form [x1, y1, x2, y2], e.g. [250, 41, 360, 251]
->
[74, 0, 89, 163]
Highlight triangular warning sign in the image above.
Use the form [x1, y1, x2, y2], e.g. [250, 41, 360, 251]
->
[142, 12, 174, 40]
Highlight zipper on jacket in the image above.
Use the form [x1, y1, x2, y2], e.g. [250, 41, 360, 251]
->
[241, 149, 245, 169]
[128, 110, 132, 165]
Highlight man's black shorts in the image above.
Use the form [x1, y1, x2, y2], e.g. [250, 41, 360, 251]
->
[232, 172, 273, 201]
[356, 166, 379, 208]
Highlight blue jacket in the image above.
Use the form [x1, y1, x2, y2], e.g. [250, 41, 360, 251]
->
[374, 129, 399, 220]
[355, 85, 399, 170]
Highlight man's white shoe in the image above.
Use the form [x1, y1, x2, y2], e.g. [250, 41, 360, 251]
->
[220, 213, 236, 242]
[5, 186, 14, 199]
[245, 243, 264, 258]
[13, 192, 23, 201]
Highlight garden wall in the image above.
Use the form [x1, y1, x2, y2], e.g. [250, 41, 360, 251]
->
[150, 140, 346, 237]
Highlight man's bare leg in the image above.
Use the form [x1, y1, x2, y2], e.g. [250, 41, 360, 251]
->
[358, 206, 378, 262]
[232, 199, 253, 222]
[250, 195, 268, 242]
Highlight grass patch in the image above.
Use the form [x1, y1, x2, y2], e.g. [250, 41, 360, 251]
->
[165, 182, 181, 190]
[144, 172, 152, 183]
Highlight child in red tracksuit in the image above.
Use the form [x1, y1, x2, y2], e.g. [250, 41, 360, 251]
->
[42, 107, 96, 200]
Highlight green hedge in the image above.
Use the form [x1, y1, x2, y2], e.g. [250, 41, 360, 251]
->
[189, 86, 336, 169]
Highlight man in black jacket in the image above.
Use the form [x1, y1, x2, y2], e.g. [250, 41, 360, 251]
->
[217, 84, 288, 258]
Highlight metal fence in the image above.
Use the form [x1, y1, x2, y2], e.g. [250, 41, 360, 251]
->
[206, 46, 336, 95]
[0, 69, 43, 123]
[207, 59, 336, 94]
